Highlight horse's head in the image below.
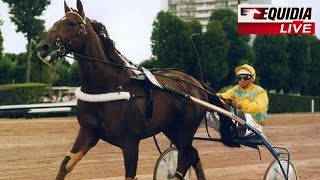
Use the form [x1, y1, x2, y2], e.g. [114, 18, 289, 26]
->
[37, 0, 89, 63]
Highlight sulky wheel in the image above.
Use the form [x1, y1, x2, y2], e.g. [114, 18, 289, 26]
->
[264, 158, 298, 180]
[153, 147, 191, 180]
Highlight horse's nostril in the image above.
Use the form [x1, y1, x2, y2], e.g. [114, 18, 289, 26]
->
[37, 43, 50, 53]
[42, 44, 50, 51]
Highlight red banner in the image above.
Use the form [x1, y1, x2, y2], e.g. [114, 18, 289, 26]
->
[238, 22, 315, 34]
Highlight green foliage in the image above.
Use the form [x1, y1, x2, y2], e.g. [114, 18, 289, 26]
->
[0, 83, 48, 105]
[202, 21, 229, 87]
[209, 9, 253, 87]
[210, 9, 238, 40]
[268, 93, 320, 113]
[5, 53, 27, 83]
[0, 52, 50, 84]
[188, 20, 202, 34]
[305, 36, 320, 96]
[3, 0, 50, 83]
[0, 55, 14, 84]
[253, 35, 290, 91]
[152, 11, 180, 67]
[2, 0, 50, 40]
[52, 60, 71, 86]
[138, 58, 159, 69]
[47, 60, 80, 87]
[0, 53, 78, 87]
[66, 62, 80, 86]
[286, 35, 312, 94]
[151, 11, 198, 74]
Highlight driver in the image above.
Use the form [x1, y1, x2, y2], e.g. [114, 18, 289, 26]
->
[219, 64, 269, 137]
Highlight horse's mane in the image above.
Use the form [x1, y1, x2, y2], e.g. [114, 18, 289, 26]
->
[89, 19, 123, 63]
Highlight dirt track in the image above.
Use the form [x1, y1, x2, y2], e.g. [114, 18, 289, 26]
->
[0, 113, 319, 180]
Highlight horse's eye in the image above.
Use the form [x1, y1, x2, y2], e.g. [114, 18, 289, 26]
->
[67, 21, 77, 28]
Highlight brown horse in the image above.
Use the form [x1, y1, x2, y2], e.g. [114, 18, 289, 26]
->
[36, 1, 235, 179]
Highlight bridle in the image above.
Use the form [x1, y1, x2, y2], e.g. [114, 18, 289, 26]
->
[47, 11, 138, 71]
[49, 11, 88, 59]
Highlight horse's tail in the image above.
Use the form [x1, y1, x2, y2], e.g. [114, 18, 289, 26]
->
[201, 83, 240, 148]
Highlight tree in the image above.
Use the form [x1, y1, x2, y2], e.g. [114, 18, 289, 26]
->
[52, 60, 71, 86]
[151, 11, 201, 78]
[202, 20, 229, 88]
[209, 9, 253, 87]
[138, 57, 159, 69]
[152, 11, 185, 69]
[3, 0, 50, 82]
[0, 55, 14, 84]
[303, 35, 320, 96]
[3, 53, 26, 83]
[287, 35, 312, 94]
[253, 35, 289, 92]
[66, 62, 80, 86]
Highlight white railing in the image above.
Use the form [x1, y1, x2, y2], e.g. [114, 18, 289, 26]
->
[0, 102, 77, 118]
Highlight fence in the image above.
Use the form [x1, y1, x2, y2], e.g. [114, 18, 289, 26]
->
[0, 102, 77, 118]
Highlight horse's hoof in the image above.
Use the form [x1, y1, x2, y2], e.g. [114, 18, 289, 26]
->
[124, 177, 137, 180]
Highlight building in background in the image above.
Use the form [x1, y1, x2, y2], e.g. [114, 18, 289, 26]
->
[163, 0, 271, 31]
[165, 0, 248, 31]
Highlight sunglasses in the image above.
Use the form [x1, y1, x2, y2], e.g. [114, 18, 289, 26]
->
[237, 74, 252, 81]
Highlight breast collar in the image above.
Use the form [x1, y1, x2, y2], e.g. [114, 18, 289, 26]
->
[75, 87, 131, 102]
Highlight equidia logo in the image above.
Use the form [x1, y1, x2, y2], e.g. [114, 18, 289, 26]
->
[238, 4, 315, 35]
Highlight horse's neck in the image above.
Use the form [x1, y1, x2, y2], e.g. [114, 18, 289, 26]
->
[77, 36, 130, 93]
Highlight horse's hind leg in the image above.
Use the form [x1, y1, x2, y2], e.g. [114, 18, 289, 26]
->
[189, 146, 206, 180]
[174, 145, 206, 180]
[55, 127, 99, 180]
[164, 127, 206, 180]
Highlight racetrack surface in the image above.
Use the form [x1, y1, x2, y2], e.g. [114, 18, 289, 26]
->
[0, 113, 319, 180]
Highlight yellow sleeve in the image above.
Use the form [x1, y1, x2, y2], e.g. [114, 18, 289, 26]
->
[218, 87, 235, 100]
[241, 87, 268, 114]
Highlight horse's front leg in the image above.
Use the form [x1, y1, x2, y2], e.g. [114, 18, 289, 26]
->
[122, 138, 140, 180]
[55, 126, 99, 180]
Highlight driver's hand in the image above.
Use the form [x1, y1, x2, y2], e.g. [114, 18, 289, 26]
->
[231, 99, 242, 109]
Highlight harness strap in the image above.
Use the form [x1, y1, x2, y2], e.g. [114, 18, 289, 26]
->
[145, 84, 154, 128]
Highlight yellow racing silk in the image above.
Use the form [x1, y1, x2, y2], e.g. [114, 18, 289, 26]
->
[219, 84, 269, 125]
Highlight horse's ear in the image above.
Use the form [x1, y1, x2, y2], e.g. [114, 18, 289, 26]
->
[76, 0, 85, 18]
[64, 0, 71, 13]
